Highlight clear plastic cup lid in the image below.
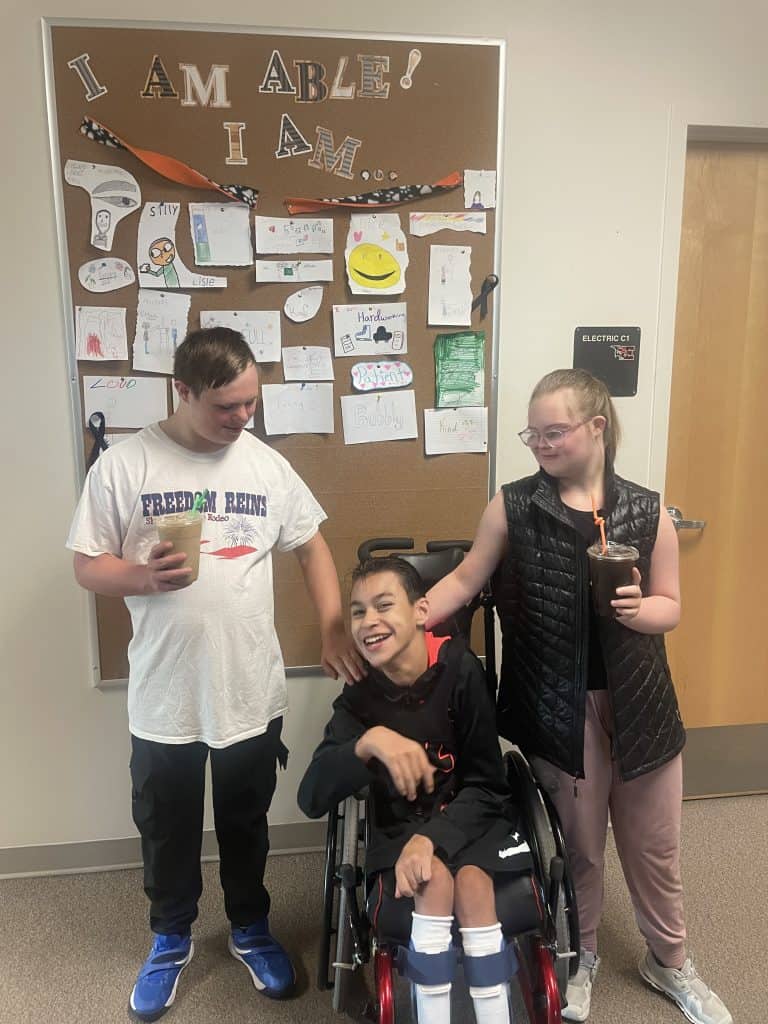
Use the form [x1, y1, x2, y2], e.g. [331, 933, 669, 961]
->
[587, 541, 639, 560]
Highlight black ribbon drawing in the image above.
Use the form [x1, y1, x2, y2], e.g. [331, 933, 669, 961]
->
[471, 274, 500, 319]
[86, 411, 109, 470]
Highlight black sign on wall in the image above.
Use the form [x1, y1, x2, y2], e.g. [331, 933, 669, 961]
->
[573, 327, 641, 396]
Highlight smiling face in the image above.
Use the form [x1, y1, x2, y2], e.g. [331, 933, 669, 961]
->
[149, 237, 176, 267]
[348, 243, 401, 289]
[174, 363, 259, 452]
[526, 387, 605, 480]
[350, 570, 428, 683]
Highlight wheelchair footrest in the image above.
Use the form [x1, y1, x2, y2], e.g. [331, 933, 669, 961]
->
[463, 944, 519, 987]
[394, 945, 458, 986]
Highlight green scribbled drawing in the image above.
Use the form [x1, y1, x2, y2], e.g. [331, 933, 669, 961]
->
[434, 331, 485, 408]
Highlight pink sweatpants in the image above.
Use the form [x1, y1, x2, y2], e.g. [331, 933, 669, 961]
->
[532, 690, 687, 969]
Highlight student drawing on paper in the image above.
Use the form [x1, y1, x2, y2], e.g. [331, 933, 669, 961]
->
[140, 237, 181, 289]
[93, 209, 111, 249]
[470, 190, 484, 210]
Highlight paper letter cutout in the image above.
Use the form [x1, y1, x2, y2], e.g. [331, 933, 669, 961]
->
[307, 127, 361, 180]
[67, 53, 108, 101]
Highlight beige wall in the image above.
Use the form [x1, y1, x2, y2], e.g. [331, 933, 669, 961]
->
[2, 0, 768, 853]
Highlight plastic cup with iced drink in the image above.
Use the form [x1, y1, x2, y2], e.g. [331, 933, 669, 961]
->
[155, 510, 203, 585]
[586, 541, 639, 617]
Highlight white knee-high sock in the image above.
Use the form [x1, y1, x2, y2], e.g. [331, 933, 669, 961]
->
[460, 923, 511, 1024]
[410, 913, 454, 1024]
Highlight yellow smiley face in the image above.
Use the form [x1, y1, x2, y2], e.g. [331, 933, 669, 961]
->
[348, 244, 401, 289]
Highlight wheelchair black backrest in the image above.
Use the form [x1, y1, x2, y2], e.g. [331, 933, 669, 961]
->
[355, 537, 480, 644]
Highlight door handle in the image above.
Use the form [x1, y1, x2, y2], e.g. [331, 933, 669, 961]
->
[666, 506, 707, 531]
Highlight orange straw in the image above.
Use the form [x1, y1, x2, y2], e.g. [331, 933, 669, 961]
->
[591, 495, 607, 554]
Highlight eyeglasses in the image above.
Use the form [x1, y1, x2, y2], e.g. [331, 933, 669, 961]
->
[518, 420, 590, 449]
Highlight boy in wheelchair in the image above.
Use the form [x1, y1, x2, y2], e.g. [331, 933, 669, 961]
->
[298, 556, 533, 1024]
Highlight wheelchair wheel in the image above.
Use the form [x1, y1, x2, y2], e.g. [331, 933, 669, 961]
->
[504, 750, 577, 1002]
[332, 796, 360, 1013]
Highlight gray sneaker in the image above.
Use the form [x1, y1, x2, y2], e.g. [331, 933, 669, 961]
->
[562, 950, 600, 1022]
[638, 951, 733, 1024]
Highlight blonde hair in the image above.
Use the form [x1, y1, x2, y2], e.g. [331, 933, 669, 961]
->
[530, 369, 621, 471]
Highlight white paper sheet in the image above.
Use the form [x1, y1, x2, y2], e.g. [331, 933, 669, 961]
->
[64, 160, 141, 252]
[351, 360, 413, 391]
[464, 169, 497, 210]
[133, 291, 191, 374]
[78, 258, 136, 293]
[189, 203, 253, 266]
[409, 212, 487, 237]
[199, 309, 281, 363]
[345, 213, 408, 296]
[424, 407, 488, 454]
[255, 216, 334, 254]
[261, 383, 334, 435]
[340, 390, 418, 445]
[83, 375, 168, 429]
[281, 347, 335, 381]
[428, 245, 473, 327]
[138, 202, 227, 289]
[75, 306, 128, 361]
[254, 260, 333, 283]
[332, 303, 407, 357]
[284, 286, 323, 323]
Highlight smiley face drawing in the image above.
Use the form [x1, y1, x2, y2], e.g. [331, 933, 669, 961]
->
[348, 243, 402, 290]
[140, 237, 181, 289]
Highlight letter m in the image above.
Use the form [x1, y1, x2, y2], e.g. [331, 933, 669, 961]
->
[179, 64, 231, 108]
[307, 127, 362, 180]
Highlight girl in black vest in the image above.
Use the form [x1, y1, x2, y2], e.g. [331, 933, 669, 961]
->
[426, 370, 731, 1024]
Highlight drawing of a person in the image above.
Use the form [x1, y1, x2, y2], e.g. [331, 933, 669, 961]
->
[171, 319, 179, 351]
[93, 209, 111, 249]
[140, 237, 181, 289]
[470, 189, 484, 210]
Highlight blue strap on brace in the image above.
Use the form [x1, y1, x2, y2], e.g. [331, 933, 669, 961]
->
[463, 944, 519, 987]
[394, 945, 458, 986]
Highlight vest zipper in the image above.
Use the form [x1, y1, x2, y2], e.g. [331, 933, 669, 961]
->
[573, 549, 589, 780]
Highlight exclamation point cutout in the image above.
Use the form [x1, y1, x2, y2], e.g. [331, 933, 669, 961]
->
[400, 49, 422, 89]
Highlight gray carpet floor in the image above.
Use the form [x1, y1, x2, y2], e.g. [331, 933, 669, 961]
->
[1, 795, 764, 1024]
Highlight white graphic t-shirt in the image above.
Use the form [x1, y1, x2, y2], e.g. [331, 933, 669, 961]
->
[67, 423, 326, 747]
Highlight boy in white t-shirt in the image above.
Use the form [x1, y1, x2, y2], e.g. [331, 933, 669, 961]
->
[67, 328, 363, 1022]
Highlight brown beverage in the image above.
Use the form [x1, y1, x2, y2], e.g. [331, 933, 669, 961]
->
[586, 542, 639, 617]
[155, 511, 203, 584]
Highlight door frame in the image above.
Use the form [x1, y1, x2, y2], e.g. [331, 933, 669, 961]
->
[650, 118, 768, 797]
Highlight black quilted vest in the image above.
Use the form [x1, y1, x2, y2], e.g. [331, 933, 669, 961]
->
[493, 470, 685, 781]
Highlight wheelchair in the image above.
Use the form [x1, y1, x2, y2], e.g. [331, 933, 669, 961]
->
[316, 538, 580, 1023]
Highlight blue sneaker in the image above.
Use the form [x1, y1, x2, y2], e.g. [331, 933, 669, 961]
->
[228, 919, 296, 998]
[129, 932, 194, 1022]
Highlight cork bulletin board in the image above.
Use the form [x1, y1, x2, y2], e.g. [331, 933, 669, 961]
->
[44, 20, 503, 681]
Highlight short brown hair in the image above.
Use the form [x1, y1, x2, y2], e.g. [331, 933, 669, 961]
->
[173, 327, 256, 396]
[530, 368, 622, 472]
[350, 556, 426, 604]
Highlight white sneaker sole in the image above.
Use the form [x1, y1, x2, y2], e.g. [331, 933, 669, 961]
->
[129, 941, 194, 1020]
[562, 1000, 590, 1022]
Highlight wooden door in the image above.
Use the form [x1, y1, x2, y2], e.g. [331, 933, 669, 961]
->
[665, 142, 768, 796]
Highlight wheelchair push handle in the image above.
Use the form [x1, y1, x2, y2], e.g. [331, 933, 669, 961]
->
[426, 539, 472, 553]
[357, 537, 414, 561]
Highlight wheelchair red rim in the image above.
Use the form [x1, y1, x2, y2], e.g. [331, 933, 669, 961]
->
[374, 947, 395, 1024]
[533, 935, 562, 1024]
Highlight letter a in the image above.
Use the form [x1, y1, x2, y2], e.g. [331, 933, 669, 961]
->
[259, 49, 296, 95]
[275, 113, 312, 159]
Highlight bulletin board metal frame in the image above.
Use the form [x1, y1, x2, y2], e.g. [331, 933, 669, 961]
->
[42, 18, 505, 686]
